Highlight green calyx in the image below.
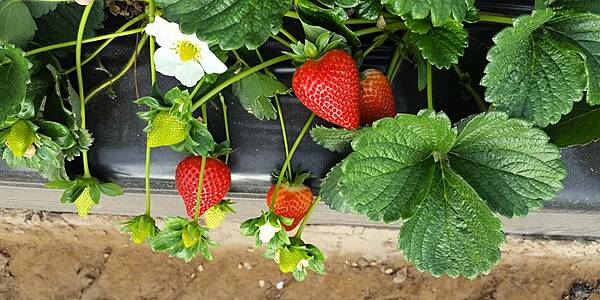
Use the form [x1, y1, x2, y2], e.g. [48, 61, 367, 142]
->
[121, 215, 158, 244]
[283, 32, 345, 65]
[274, 168, 312, 187]
[45, 176, 124, 218]
[151, 216, 219, 262]
[5, 120, 36, 158]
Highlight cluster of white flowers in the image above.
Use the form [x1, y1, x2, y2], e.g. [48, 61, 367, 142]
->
[145, 16, 227, 87]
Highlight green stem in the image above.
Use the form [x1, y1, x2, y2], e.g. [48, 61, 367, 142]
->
[192, 55, 291, 112]
[147, 0, 157, 84]
[76, 0, 95, 178]
[189, 77, 205, 99]
[201, 104, 208, 130]
[62, 13, 146, 74]
[452, 65, 487, 112]
[144, 143, 151, 215]
[478, 13, 513, 25]
[279, 28, 298, 44]
[25, 28, 145, 57]
[355, 23, 406, 36]
[386, 45, 402, 80]
[219, 94, 230, 164]
[426, 62, 433, 110]
[255, 49, 292, 179]
[84, 34, 148, 102]
[193, 156, 207, 223]
[270, 34, 291, 49]
[293, 195, 321, 239]
[269, 114, 315, 211]
[345, 18, 377, 24]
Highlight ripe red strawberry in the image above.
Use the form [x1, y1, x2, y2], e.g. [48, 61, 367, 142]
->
[292, 49, 361, 129]
[359, 69, 397, 124]
[175, 156, 231, 219]
[266, 183, 313, 231]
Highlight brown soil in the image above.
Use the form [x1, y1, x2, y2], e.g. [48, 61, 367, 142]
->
[0, 208, 599, 300]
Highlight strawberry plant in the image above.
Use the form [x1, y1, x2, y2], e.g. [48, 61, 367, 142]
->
[0, 0, 598, 281]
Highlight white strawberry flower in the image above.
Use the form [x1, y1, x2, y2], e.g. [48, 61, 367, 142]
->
[145, 16, 227, 87]
[258, 221, 281, 244]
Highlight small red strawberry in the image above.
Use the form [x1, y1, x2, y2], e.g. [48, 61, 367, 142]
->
[266, 182, 313, 231]
[175, 156, 231, 219]
[359, 69, 397, 124]
[292, 49, 361, 129]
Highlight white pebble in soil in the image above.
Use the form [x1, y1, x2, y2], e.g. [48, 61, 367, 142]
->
[276, 281, 284, 290]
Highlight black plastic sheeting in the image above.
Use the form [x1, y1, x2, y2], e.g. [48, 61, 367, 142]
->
[2, 0, 599, 212]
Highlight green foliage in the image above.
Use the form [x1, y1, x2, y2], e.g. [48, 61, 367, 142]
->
[310, 125, 366, 153]
[545, 102, 600, 147]
[296, 0, 361, 49]
[382, 0, 475, 26]
[135, 87, 215, 156]
[232, 72, 289, 121]
[449, 112, 566, 217]
[356, 0, 382, 20]
[406, 19, 468, 69]
[34, 2, 105, 52]
[45, 176, 123, 215]
[0, 0, 36, 48]
[26, 1, 59, 18]
[482, 6, 600, 127]
[121, 215, 159, 245]
[151, 217, 218, 262]
[0, 42, 31, 125]
[158, 0, 291, 50]
[321, 110, 566, 277]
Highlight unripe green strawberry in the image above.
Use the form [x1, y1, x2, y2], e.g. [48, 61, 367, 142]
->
[204, 206, 226, 229]
[147, 111, 187, 148]
[5, 120, 35, 157]
[279, 247, 308, 273]
[75, 187, 94, 218]
[131, 229, 147, 244]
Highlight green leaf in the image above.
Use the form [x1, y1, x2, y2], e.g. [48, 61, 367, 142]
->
[382, 0, 475, 26]
[296, 0, 361, 49]
[397, 163, 504, 279]
[547, 0, 600, 14]
[232, 72, 289, 121]
[324, 109, 567, 277]
[448, 112, 566, 218]
[34, 2, 105, 52]
[99, 182, 124, 197]
[481, 8, 600, 127]
[356, 0, 382, 20]
[0, 42, 31, 124]
[545, 102, 600, 147]
[407, 19, 468, 69]
[545, 13, 600, 105]
[0, 0, 36, 48]
[310, 125, 364, 153]
[321, 161, 354, 213]
[26, 1, 59, 18]
[338, 111, 455, 222]
[45, 179, 75, 189]
[160, 0, 291, 50]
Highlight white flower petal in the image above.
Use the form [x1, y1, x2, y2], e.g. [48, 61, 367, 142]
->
[258, 222, 280, 244]
[154, 47, 181, 76]
[174, 61, 205, 87]
[199, 46, 227, 74]
[145, 16, 184, 47]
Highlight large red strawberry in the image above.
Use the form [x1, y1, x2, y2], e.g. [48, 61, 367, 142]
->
[292, 49, 361, 129]
[266, 182, 313, 231]
[175, 156, 231, 219]
[359, 69, 397, 124]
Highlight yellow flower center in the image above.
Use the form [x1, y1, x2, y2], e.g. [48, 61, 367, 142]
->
[176, 40, 199, 62]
